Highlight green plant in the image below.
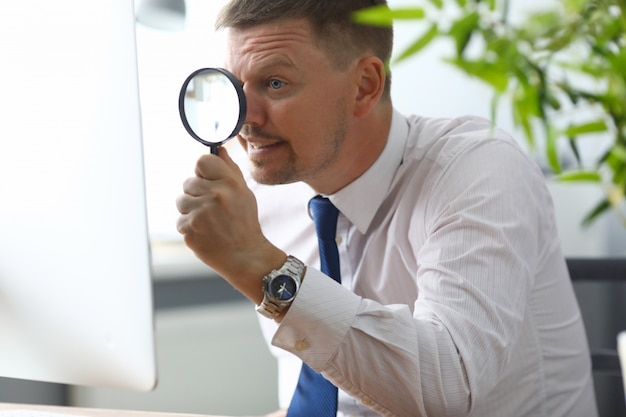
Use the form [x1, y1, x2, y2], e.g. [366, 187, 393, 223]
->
[354, 0, 626, 227]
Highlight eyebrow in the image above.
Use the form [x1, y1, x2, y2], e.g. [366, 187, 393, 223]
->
[254, 56, 297, 73]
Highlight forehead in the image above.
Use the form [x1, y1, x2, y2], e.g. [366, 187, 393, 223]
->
[224, 19, 323, 71]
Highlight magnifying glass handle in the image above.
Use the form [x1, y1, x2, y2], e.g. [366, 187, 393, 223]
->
[210, 145, 219, 155]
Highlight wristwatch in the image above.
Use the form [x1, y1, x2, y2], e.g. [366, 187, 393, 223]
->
[256, 255, 305, 319]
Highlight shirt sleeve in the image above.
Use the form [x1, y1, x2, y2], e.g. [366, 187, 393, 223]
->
[273, 268, 469, 417]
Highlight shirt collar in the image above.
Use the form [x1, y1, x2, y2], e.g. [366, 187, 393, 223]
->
[328, 109, 408, 234]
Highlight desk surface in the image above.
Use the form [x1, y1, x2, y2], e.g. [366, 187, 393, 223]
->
[0, 403, 227, 417]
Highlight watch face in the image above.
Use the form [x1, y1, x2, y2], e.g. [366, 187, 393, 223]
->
[269, 274, 297, 301]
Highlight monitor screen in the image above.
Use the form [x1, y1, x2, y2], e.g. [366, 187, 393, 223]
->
[0, 0, 157, 391]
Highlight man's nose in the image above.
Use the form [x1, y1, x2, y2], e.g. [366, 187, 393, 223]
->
[242, 84, 265, 127]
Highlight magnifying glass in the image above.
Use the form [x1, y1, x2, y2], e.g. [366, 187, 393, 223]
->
[178, 68, 247, 155]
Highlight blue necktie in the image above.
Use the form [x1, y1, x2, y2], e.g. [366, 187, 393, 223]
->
[287, 196, 340, 417]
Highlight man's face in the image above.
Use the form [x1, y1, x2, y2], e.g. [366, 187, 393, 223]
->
[225, 19, 357, 191]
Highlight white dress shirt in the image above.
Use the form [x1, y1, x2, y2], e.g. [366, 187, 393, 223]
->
[244, 110, 598, 417]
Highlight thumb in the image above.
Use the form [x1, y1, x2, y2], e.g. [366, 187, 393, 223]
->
[217, 145, 246, 180]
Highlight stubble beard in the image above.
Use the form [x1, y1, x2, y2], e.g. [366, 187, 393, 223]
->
[248, 100, 348, 187]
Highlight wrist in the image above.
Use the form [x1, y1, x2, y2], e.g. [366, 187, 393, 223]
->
[256, 255, 306, 321]
[215, 243, 285, 305]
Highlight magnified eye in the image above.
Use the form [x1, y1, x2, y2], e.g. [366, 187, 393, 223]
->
[269, 79, 286, 90]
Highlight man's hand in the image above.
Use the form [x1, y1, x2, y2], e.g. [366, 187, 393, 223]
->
[176, 147, 286, 304]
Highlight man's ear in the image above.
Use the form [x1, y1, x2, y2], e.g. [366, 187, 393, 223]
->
[353, 56, 386, 118]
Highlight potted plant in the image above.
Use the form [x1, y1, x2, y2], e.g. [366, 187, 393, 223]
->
[355, 0, 625, 227]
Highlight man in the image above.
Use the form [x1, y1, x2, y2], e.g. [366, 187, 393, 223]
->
[176, 0, 598, 415]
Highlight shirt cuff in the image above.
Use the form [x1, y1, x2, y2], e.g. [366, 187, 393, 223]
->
[272, 267, 361, 371]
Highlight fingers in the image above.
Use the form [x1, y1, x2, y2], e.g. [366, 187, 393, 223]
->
[175, 194, 197, 234]
[180, 176, 211, 198]
[177, 151, 228, 216]
[175, 200, 210, 236]
[175, 193, 192, 216]
[175, 149, 237, 235]
[176, 146, 248, 238]
[175, 176, 211, 218]
[176, 215, 188, 235]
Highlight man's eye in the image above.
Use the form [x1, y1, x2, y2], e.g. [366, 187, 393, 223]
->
[268, 79, 286, 90]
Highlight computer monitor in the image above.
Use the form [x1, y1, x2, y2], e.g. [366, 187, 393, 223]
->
[0, 0, 157, 391]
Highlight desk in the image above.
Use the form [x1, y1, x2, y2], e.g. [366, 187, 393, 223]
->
[0, 404, 226, 417]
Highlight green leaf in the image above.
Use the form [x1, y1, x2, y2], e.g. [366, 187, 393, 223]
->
[514, 115, 534, 149]
[563, 120, 608, 136]
[582, 198, 611, 228]
[432, 0, 444, 9]
[611, 163, 626, 189]
[388, 7, 427, 20]
[393, 24, 439, 64]
[609, 145, 626, 162]
[556, 170, 602, 182]
[352, 6, 425, 27]
[448, 11, 480, 55]
[518, 81, 541, 117]
[559, 82, 581, 105]
[567, 136, 582, 165]
[511, 82, 538, 148]
[546, 124, 561, 173]
[490, 92, 502, 126]
[448, 58, 510, 92]
[542, 87, 562, 111]
[352, 6, 393, 26]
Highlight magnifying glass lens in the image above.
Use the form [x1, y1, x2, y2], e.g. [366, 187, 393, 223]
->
[178, 68, 246, 154]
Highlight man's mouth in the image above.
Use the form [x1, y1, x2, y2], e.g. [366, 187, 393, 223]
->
[249, 141, 278, 149]
[243, 137, 285, 157]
